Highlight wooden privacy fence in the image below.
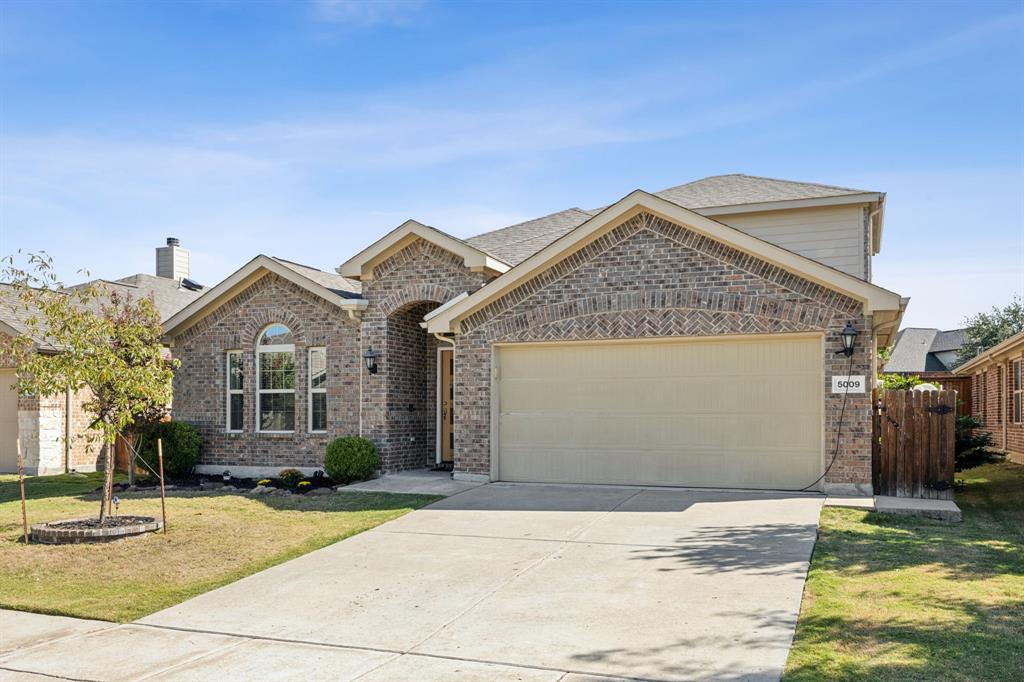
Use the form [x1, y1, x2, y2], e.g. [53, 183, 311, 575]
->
[873, 389, 957, 500]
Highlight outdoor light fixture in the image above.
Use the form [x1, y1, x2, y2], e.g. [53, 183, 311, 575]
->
[839, 321, 858, 357]
[363, 346, 379, 374]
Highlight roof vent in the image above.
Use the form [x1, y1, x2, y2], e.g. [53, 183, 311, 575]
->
[166, 237, 180, 247]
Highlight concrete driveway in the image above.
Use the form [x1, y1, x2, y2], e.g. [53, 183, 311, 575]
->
[0, 483, 822, 681]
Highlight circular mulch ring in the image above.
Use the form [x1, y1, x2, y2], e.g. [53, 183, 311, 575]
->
[31, 516, 162, 544]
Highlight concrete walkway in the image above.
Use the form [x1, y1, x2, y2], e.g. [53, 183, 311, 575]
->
[1, 484, 824, 681]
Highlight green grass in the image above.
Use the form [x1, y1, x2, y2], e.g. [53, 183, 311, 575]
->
[784, 462, 1024, 681]
[0, 472, 439, 622]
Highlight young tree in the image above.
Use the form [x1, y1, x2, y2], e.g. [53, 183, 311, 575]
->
[956, 296, 1024, 366]
[2, 253, 175, 522]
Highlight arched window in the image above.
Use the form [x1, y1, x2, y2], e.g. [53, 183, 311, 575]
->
[256, 324, 295, 432]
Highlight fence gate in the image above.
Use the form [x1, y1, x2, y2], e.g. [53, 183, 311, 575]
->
[872, 389, 957, 500]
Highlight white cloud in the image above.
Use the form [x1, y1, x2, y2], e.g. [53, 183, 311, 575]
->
[311, 0, 428, 27]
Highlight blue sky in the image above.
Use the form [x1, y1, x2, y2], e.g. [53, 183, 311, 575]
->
[1, 0, 1021, 329]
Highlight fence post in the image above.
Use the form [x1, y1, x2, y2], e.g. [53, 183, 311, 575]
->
[157, 438, 167, 534]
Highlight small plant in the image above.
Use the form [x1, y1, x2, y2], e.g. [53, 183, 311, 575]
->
[297, 481, 312, 491]
[257, 478, 272, 486]
[325, 436, 379, 484]
[278, 468, 303, 486]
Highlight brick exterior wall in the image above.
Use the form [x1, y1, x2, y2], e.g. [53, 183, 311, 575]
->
[970, 356, 1024, 463]
[171, 272, 361, 472]
[359, 239, 492, 471]
[453, 211, 874, 492]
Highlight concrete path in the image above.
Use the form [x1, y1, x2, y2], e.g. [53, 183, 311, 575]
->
[1, 484, 823, 681]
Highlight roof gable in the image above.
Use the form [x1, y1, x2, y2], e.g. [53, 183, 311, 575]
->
[427, 190, 904, 337]
[337, 220, 511, 281]
[464, 174, 885, 266]
[162, 255, 366, 338]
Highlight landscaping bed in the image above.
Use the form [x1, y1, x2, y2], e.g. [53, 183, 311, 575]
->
[0, 472, 439, 622]
[784, 462, 1024, 681]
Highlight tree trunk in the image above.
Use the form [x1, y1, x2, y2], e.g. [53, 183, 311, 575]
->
[98, 440, 114, 523]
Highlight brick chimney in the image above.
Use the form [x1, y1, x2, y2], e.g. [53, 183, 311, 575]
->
[155, 237, 190, 280]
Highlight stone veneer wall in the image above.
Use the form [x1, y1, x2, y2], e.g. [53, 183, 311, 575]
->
[171, 273, 361, 472]
[2, 333, 101, 474]
[359, 239, 492, 471]
[453, 211, 874, 493]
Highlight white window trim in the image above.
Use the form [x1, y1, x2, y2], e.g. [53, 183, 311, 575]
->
[226, 350, 243, 433]
[256, 328, 296, 434]
[308, 346, 327, 433]
[1013, 358, 1022, 424]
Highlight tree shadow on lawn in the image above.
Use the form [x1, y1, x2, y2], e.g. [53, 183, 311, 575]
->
[815, 508, 1024, 580]
[784, 597, 1024, 682]
[0, 472, 114, 505]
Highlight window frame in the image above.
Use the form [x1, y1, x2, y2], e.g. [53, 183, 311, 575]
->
[308, 346, 327, 433]
[256, 325, 296, 434]
[226, 350, 244, 433]
[1013, 358, 1022, 424]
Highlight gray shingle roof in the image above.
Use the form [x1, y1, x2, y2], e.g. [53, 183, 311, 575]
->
[654, 174, 875, 209]
[0, 284, 47, 346]
[466, 208, 595, 265]
[73, 274, 206, 323]
[884, 328, 966, 373]
[269, 258, 363, 298]
[466, 174, 878, 266]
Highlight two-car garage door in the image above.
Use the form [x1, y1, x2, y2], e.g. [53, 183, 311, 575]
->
[495, 335, 823, 490]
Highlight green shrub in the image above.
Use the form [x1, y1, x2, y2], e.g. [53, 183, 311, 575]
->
[278, 468, 303, 486]
[325, 437, 379, 484]
[955, 414, 1003, 470]
[879, 373, 923, 391]
[137, 421, 201, 479]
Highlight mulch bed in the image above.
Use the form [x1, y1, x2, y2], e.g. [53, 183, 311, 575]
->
[47, 516, 156, 530]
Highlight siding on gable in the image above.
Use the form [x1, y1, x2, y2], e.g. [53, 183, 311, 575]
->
[713, 205, 868, 280]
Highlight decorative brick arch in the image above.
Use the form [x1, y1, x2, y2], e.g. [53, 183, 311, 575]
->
[241, 308, 307, 346]
[378, 284, 460, 318]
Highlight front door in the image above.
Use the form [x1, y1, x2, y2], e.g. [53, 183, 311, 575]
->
[439, 349, 454, 464]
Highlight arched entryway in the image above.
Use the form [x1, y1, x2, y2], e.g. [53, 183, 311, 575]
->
[384, 300, 449, 470]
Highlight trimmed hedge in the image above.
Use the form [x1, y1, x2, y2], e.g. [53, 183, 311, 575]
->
[138, 421, 202, 479]
[325, 436, 379, 484]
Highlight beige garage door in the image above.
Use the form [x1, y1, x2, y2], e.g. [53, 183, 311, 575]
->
[496, 335, 823, 490]
[0, 370, 19, 473]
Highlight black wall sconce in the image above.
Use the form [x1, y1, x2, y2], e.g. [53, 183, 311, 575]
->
[838, 321, 858, 357]
[363, 346, 379, 374]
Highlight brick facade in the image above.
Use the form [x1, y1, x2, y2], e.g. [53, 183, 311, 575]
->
[172, 272, 361, 472]
[359, 239, 492, 471]
[453, 212, 873, 492]
[969, 354, 1024, 463]
[168, 216, 880, 491]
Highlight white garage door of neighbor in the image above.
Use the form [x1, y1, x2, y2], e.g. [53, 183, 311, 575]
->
[0, 369, 19, 473]
[496, 335, 823, 490]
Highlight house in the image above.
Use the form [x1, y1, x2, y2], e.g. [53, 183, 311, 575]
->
[0, 238, 204, 475]
[884, 327, 965, 377]
[164, 174, 907, 495]
[954, 330, 1024, 464]
[883, 327, 972, 412]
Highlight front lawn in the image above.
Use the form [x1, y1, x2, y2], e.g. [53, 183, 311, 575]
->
[0, 472, 439, 622]
[785, 462, 1024, 681]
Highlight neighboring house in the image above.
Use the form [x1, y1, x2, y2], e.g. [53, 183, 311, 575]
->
[164, 174, 907, 495]
[883, 327, 972, 412]
[884, 327, 966, 377]
[0, 239, 203, 475]
[954, 330, 1024, 464]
